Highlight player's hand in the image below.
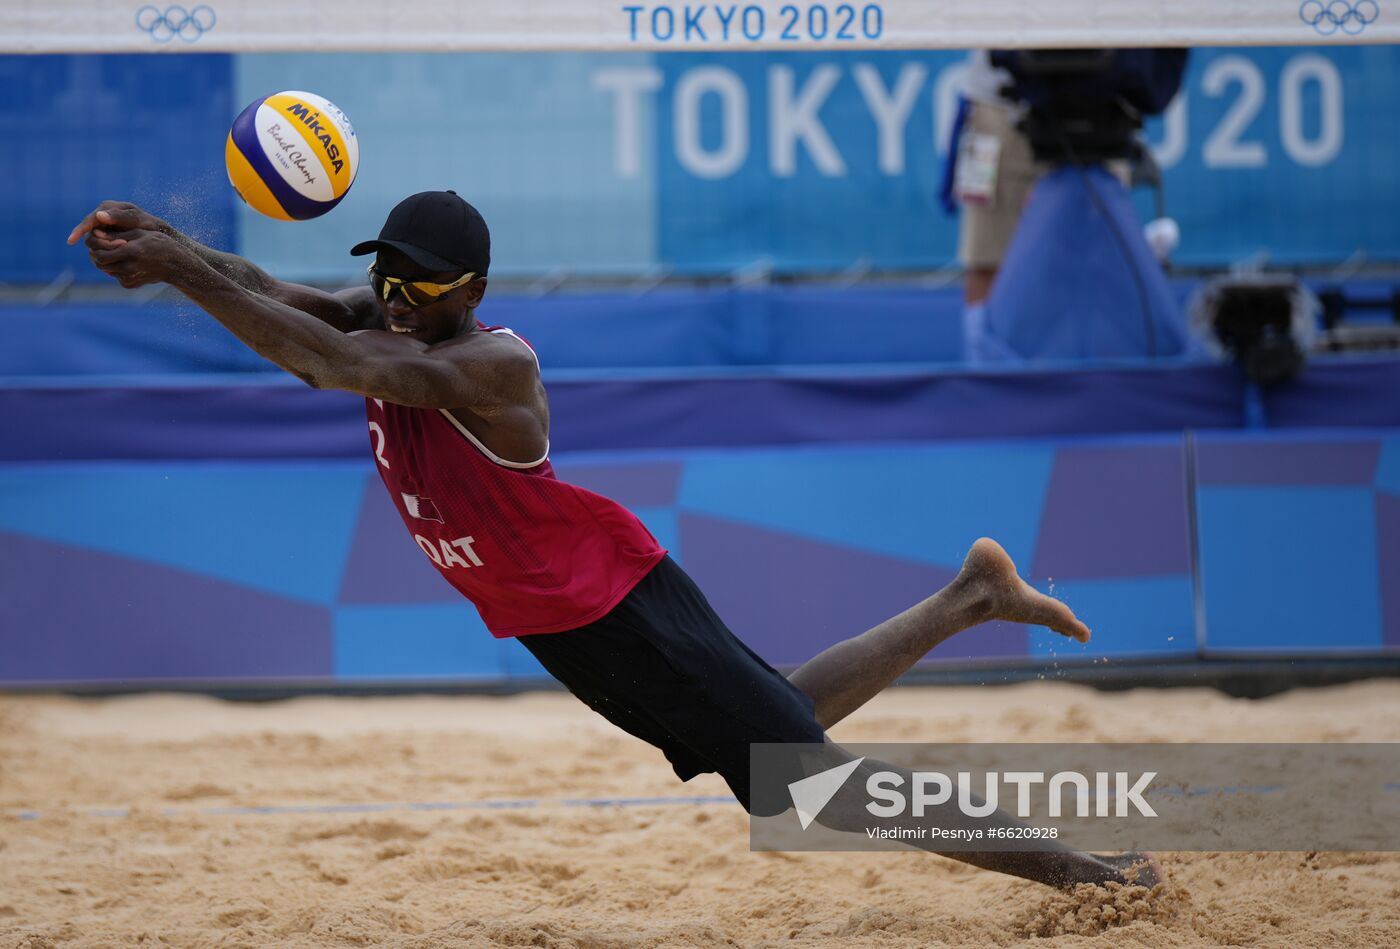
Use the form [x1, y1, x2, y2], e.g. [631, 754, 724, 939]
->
[85, 228, 196, 289]
[66, 201, 169, 246]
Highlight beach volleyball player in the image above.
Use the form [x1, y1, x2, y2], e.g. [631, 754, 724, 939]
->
[68, 194, 1160, 891]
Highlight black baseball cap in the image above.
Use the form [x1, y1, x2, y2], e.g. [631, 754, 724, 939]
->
[350, 190, 490, 276]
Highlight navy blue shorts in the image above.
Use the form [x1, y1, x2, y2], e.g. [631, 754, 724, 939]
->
[520, 556, 828, 815]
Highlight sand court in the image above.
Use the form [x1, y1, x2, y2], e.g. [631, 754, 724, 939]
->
[4, 680, 1399, 948]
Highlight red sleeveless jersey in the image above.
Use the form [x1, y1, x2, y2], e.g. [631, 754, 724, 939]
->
[363, 326, 666, 637]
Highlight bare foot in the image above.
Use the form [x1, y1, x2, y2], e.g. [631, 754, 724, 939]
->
[958, 538, 1091, 643]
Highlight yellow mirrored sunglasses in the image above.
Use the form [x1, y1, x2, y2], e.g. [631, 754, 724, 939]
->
[367, 264, 477, 307]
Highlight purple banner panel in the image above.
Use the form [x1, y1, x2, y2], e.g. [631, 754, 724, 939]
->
[0, 531, 333, 683]
[1265, 359, 1400, 430]
[676, 513, 1026, 668]
[1032, 442, 1190, 580]
[0, 385, 367, 463]
[0, 364, 1253, 463]
[547, 368, 1248, 454]
[1197, 439, 1381, 485]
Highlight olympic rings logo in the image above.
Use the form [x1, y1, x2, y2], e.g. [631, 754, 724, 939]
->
[1299, 0, 1380, 35]
[134, 5, 217, 43]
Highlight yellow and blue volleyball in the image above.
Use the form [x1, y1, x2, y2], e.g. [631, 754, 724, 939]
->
[225, 91, 359, 221]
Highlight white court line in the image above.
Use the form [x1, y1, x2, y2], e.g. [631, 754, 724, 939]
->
[10, 794, 739, 822]
[16, 784, 1383, 822]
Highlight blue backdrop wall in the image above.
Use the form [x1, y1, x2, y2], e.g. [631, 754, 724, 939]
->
[4, 45, 1398, 283]
[3, 364, 1398, 686]
[3, 429, 1397, 685]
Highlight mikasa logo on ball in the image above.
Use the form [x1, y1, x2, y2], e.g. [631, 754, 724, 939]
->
[283, 102, 347, 174]
[225, 90, 360, 221]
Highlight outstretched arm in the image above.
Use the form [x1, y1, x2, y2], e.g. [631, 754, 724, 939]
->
[83, 225, 539, 415]
[69, 201, 378, 334]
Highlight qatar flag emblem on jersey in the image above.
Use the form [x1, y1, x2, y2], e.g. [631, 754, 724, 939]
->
[401, 493, 444, 523]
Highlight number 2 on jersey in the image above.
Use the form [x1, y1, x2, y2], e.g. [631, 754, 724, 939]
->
[368, 421, 390, 469]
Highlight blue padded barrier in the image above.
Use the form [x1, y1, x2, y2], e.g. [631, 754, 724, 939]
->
[3, 430, 1396, 685]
